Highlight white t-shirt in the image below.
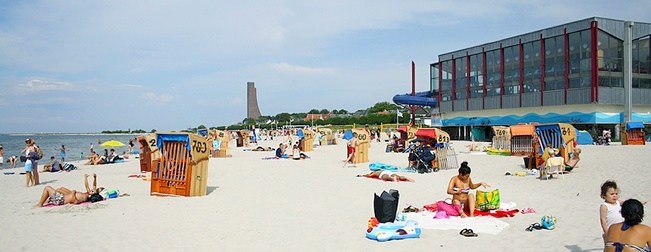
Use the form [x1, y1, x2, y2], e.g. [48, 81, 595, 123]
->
[602, 201, 624, 231]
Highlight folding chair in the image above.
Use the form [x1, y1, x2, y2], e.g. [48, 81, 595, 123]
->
[543, 156, 565, 180]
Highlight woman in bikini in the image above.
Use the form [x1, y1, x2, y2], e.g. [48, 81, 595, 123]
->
[604, 199, 651, 252]
[357, 170, 415, 182]
[36, 173, 105, 207]
[446, 161, 490, 218]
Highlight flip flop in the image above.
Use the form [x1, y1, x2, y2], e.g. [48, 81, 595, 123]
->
[460, 228, 478, 237]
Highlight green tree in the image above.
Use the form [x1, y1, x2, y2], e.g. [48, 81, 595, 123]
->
[332, 109, 339, 114]
[276, 113, 292, 123]
[197, 124, 206, 129]
[339, 109, 348, 114]
[368, 102, 400, 114]
[319, 109, 329, 114]
[308, 109, 320, 114]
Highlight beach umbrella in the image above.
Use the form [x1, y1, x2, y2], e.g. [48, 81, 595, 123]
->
[100, 140, 126, 147]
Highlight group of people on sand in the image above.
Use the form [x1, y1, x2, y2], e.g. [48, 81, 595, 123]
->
[274, 143, 308, 160]
[85, 148, 125, 165]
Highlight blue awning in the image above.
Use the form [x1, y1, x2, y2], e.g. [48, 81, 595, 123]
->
[626, 122, 645, 130]
[156, 134, 191, 152]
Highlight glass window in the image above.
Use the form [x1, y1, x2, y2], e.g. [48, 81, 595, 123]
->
[441, 60, 453, 101]
[455, 57, 467, 100]
[485, 50, 500, 96]
[430, 64, 440, 92]
[469, 54, 483, 98]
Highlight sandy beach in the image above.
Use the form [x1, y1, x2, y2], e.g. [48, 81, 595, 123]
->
[1, 137, 650, 251]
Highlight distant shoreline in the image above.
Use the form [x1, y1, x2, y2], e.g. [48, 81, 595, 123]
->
[3, 133, 142, 136]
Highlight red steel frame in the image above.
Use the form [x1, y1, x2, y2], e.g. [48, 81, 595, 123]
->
[540, 33, 545, 106]
[591, 20, 599, 103]
[482, 48, 487, 109]
[519, 39, 524, 107]
[451, 55, 456, 111]
[466, 52, 471, 110]
[564, 28, 570, 104]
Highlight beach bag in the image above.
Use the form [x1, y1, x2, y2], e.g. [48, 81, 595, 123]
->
[476, 189, 500, 211]
[374, 189, 400, 223]
[36, 147, 44, 160]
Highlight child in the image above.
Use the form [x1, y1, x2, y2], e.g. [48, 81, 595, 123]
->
[599, 180, 624, 237]
[291, 145, 301, 160]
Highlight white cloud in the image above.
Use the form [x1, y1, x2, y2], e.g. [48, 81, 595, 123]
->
[141, 92, 174, 104]
[270, 62, 334, 75]
[18, 79, 73, 92]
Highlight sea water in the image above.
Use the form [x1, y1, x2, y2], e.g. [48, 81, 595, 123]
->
[0, 133, 140, 164]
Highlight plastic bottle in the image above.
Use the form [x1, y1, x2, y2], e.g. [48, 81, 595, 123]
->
[80, 152, 83, 159]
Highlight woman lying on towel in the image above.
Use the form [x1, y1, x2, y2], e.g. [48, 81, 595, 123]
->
[35, 173, 105, 207]
[357, 170, 415, 182]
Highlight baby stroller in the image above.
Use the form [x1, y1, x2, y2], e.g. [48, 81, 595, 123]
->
[408, 146, 436, 174]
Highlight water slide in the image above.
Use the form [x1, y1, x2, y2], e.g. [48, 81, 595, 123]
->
[392, 91, 438, 107]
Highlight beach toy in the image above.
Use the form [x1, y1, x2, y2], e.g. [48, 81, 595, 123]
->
[366, 219, 421, 242]
[541, 215, 557, 230]
[102, 189, 119, 199]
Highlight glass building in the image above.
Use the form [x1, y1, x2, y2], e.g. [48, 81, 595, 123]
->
[430, 17, 651, 140]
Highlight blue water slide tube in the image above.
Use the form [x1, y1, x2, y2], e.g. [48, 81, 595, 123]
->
[392, 91, 438, 107]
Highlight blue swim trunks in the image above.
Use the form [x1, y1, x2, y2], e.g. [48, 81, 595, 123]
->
[25, 162, 33, 172]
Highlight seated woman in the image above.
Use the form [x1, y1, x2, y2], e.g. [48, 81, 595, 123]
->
[357, 170, 415, 182]
[36, 173, 105, 207]
[604, 199, 651, 252]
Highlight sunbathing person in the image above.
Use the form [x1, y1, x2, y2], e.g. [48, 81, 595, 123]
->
[36, 173, 105, 207]
[251, 146, 273, 151]
[357, 170, 415, 182]
[604, 199, 651, 252]
[85, 151, 106, 165]
[446, 161, 490, 218]
[564, 148, 581, 172]
[42, 156, 62, 172]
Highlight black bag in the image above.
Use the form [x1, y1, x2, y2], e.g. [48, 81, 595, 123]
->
[374, 189, 400, 223]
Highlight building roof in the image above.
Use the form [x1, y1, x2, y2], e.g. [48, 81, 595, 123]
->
[436, 17, 651, 62]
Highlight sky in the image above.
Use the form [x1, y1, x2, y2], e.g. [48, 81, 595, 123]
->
[1, 0, 650, 133]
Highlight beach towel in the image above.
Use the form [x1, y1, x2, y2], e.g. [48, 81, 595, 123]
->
[368, 162, 416, 173]
[401, 212, 509, 235]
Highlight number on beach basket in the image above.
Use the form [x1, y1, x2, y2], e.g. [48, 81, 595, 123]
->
[352, 128, 370, 164]
[138, 134, 161, 173]
[150, 133, 209, 197]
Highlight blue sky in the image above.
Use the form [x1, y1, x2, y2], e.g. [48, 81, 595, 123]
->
[1, 1, 649, 133]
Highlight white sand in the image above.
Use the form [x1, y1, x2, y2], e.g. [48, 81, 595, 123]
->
[1, 138, 650, 251]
